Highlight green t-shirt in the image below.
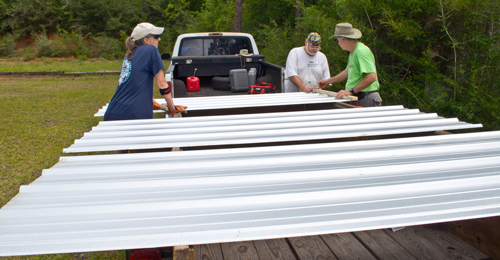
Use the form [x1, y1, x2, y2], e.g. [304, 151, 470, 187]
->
[345, 42, 379, 92]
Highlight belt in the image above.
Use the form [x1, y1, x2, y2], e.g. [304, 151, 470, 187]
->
[355, 91, 377, 100]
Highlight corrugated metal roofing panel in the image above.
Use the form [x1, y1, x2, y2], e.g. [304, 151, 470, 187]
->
[94, 92, 349, 117]
[67, 106, 482, 153]
[2, 131, 500, 256]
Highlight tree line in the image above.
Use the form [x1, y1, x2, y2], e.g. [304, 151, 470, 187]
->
[1, 0, 499, 130]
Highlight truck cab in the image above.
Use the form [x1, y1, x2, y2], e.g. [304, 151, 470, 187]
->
[164, 32, 284, 97]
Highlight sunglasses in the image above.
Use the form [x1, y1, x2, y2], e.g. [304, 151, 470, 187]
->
[148, 35, 160, 40]
[335, 38, 340, 44]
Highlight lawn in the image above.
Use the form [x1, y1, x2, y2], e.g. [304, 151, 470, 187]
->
[0, 73, 126, 259]
[0, 56, 174, 258]
[0, 58, 124, 72]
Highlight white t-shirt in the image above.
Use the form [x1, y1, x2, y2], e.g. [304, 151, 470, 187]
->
[285, 47, 330, 92]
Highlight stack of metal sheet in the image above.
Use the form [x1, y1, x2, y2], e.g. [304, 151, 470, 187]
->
[94, 92, 349, 117]
[67, 106, 482, 153]
[2, 131, 500, 256]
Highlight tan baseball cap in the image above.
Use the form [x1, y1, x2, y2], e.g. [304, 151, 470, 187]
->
[130, 22, 164, 41]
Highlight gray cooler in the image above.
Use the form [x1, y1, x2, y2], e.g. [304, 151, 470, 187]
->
[229, 69, 249, 92]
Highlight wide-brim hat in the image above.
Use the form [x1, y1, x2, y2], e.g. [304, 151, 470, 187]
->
[239, 49, 253, 57]
[334, 23, 362, 39]
[131, 22, 164, 41]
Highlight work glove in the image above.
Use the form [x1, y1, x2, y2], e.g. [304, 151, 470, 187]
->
[168, 105, 188, 116]
[153, 99, 162, 110]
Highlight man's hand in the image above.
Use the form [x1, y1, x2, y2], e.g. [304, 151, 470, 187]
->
[317, 79, 330, 89]
[300, 84, 313, 93]
[335, 89, 353, 100]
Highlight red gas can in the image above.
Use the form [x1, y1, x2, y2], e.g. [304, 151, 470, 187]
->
[187, 76, 200, 92]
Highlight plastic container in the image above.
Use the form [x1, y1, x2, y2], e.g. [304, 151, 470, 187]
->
[248, 68, 256, 86]
[230, 69, 249, 92]
[186, 76, 200, 92]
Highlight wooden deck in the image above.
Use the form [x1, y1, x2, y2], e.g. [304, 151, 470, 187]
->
[184, 225, 491, 260]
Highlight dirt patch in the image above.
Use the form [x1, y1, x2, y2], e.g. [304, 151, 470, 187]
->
[15, 36, 35, 51]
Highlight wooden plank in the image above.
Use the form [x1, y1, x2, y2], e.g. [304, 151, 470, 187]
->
[312, 89, 358, 101]
[253, 238, 297, 260]
[354, 229, 417, 259]
[288, 235, 337, 260]
[220, 241, 260, 260]
[194, 244, 223, 260]
[174, 245, 194, 260]
[440, 217, 500, 260]
[385, 225, 490, 260]
[320, 232, 376, 260]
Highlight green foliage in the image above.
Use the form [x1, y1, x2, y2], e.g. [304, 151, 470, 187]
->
[0, 33, 17, 57]
[34, 33, 62, 58]
[1, 0, 171, 38]
[22, 46, 35, 61]
[194, 0, 235, 32]
[92, 36, 125, 60]
[57, 27, 91, 60]
[1, 0, 70, 36]
[159, 0, 198, 54]
[243, 0, 296, 32]
[255, 22, 294, 67]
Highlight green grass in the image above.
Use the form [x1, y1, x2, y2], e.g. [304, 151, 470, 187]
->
[0, 74, 125, 259]
[0, 58, 172, 73]
[0, 58, 124, 72]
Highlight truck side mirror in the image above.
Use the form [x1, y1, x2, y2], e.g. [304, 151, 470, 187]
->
[161, 53, 171, 60]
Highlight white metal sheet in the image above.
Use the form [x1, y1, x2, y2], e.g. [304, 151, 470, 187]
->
[94, 92, 349, 117]
[2, 131, 500, 256]
[67, 107, 482, 153]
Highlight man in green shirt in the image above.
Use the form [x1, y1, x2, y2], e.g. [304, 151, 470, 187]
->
[318, 23, 382, 107]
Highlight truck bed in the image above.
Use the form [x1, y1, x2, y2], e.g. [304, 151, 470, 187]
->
[171, 61, 284, 98]
[185, 86, 249, 97]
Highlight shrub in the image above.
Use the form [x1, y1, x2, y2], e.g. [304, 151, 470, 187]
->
[92, 36, 124, 60]
[35, 33, 62, 58]
[70, 32, 90, 60]
[0, 34, 17, 57]
[22, 46, 35, 61]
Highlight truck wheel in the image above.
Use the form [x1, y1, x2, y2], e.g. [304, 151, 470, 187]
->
[173, 79, 187, 98]
[212, 76, 231, 90]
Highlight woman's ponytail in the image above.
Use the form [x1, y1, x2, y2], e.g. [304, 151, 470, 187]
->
[125, 37, 144, 60]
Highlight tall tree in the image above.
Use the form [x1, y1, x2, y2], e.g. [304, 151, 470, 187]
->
[234, 0, 243, 32]
[295, 0, 302, 27]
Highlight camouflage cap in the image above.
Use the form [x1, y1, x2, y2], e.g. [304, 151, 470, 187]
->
[306, 32, 321, 46]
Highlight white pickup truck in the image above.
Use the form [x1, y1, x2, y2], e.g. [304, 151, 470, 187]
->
[163, 32, 285, 97]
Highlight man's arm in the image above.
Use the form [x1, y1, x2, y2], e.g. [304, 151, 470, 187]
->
[289, 76, 313, 92]
[335, 72, 376, 100]
[318, 70, 348, 89]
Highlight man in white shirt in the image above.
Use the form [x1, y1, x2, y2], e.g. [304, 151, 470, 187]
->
[285, 32, 330, 92]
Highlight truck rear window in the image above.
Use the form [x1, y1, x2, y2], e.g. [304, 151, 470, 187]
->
[179, 37, 252, 56]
